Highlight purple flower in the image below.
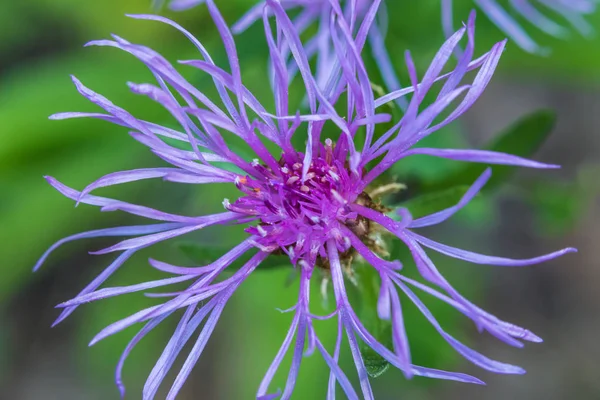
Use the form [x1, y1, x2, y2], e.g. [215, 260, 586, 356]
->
[442, 0, 598, 53]
[163, 0, 407, 109]
[37, 2, 575, 399]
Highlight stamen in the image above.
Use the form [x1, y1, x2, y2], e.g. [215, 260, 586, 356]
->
[320, 276, 329, 303]
[256, 225, 268, 237]
[331, 189, 346, 204]
[286, 176, 300, 185]
[328, 170, 340, 181]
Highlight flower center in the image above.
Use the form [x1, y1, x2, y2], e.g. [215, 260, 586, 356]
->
[225, 143, 386, 268]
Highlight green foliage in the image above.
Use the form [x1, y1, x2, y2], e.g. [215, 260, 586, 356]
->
[527, 164, 600, 237]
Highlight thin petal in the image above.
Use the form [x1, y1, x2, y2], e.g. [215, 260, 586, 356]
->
[52, 249, 137, 327]
[411, 232, 577, 266]
[34, 223, 181, 272]
[57, 274, 198, 307]
[396, 279, 525, 374]
[116, 313, 171, 398]
[315, 337, 360, 400]
[409, 168, 491, 228]
[91, 212, 240, 254]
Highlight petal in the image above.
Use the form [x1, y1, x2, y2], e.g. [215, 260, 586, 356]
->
[78, 168, 192, 200]
[475, 0, 543, 53]
[126, 13, 243, 127]
[402, 148, 559, 169]
[327, 242, 374, 400]
[388, 284, 412, 377]
[409, 168, 491, 228]
[316, 336, 360, 400]
[34, 223, 181, 272]
[411, 232, 577, 266]
[45, 176, 209, 223]
[395, 274, 541, 346]
[396, 279, 525, 374]
[257, 314, 300, 397]
[280, 315, 307, 400]
[143, 305, 201, 399]
[116, 313, 171, 398]
[57, 274, 198, 307]
[166, 293, 229, 400]
[90, 212, 240, 254]
[326, 315, 344, 400]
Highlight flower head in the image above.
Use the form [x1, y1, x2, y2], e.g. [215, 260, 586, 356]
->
[442, 0, 598, 53]
[37, 2, 575, 399]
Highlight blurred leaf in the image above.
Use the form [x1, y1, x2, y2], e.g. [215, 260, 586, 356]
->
[529, 181, 581, 236]
[528, 163, 600, 236]
[362, 340, 392, 378]
[389, 185, 470, 219]
[176, 242, 290, 271]
[423, 110, 556, 192]
[0, 53, 170, 169]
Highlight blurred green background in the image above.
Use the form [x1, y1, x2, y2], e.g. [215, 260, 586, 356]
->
[1, 1, 599, 399]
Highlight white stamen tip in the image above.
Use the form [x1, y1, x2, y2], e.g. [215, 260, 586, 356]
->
[331, 189, 346, 204]
[257, 225, 267, 237]
[286, 176, 300, 185]
[320, 277, 329, 302]
[299, 260, 311, 272]
[343, 236, 352, 251]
